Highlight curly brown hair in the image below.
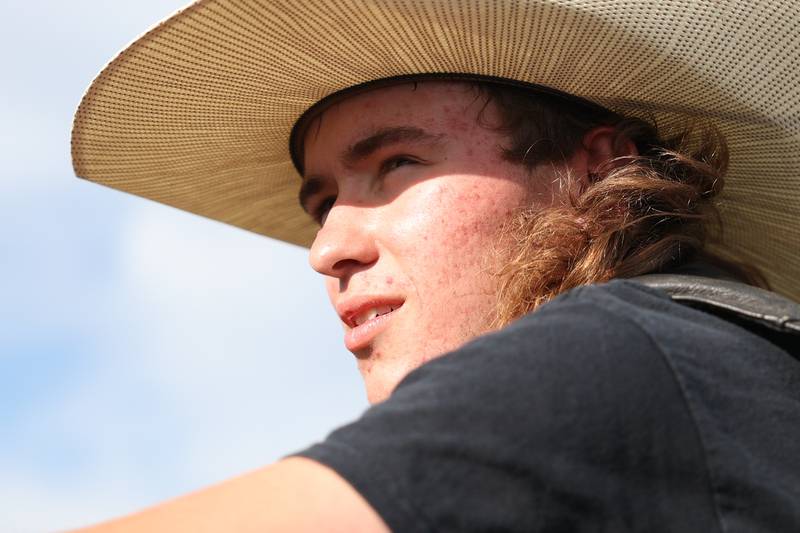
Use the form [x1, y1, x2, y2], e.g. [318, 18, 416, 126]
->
[470, 82, 766, 327]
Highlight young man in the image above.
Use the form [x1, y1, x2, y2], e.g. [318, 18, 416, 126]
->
[72, 1, 800, 531]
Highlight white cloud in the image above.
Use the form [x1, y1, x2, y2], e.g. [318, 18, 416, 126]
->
[115, 200, 357, 395]
[3, 200, 368, 532]
[0, 462, 146, 533]
[88, 200, 367, 504]
[2, 2, 369, 531]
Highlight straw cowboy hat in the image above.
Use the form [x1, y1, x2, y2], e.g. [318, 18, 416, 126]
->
[71, 0, 800, 301]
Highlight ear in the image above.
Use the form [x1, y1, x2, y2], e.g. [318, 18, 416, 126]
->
[566, 125, 638, 185]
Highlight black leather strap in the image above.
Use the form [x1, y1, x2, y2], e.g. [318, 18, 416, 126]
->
[631, 274, 800, 335]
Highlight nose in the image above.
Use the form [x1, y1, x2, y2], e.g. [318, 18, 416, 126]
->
[309, 203, 379, 279]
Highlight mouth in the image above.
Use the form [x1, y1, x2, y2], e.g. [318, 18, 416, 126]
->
[349, 304, 402, 327]
[341, 300, 404, 352]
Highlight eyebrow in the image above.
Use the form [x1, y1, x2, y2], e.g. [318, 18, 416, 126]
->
[298, 126, 444, 214]
[341, 126, 444, 167]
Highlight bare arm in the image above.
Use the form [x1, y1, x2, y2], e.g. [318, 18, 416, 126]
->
[72, 457, 390, 533]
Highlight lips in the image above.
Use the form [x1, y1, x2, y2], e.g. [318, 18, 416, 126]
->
[351, 304, 401, 327]
[337, 298, 405, 352]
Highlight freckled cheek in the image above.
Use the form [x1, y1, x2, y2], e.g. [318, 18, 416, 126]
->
[379, 191, 448, 287]
[450, 186, 524, 243]
[386, 182, 519, 281]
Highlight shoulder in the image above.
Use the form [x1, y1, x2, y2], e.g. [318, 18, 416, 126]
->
[299, 280, 721, 531]
[357, 279, 699, 470]
[387, 280, 688, 448]
[399, 278, 678, 400]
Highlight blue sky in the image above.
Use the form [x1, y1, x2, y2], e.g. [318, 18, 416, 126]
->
[1, 2, 368, 531]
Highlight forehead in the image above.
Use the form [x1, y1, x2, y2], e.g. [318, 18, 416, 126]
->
[301, 82, 489, 154]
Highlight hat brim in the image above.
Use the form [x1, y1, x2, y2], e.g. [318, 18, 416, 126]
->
[72, 0, 800, 300]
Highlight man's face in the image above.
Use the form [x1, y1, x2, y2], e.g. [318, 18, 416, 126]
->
[301, 82, 551, 402]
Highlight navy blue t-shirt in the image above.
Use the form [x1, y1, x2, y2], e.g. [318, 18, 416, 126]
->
[298, 280, 800, 532]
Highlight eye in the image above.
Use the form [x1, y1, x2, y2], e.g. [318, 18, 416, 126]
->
[314, 195, 336, 226]
[379, 155, 418, 175]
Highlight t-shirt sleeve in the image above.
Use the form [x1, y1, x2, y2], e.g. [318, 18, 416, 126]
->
[294, 286, 719, 532]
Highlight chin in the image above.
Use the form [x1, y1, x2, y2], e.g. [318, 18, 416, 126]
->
[359, 354, 423, 404]
[357, 338, 468, 404]
[361, 369, 400, 404]
[363, 373, 399, 403]
[365, 386, 391, 404]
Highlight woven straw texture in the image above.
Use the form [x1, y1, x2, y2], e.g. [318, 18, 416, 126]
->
[72, 0, 799, 301]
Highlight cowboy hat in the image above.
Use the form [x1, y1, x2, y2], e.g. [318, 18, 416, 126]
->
[71, 0, 800, 301]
